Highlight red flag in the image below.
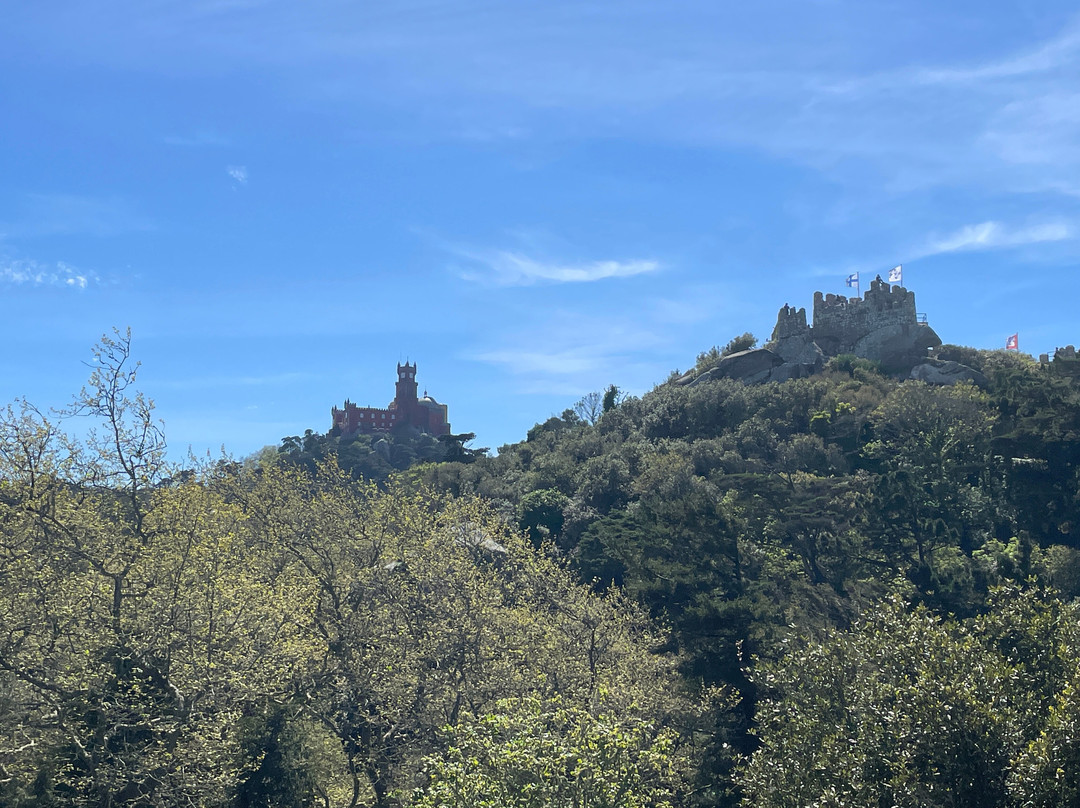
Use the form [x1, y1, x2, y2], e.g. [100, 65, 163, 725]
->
[1006, 333, 1019, 351]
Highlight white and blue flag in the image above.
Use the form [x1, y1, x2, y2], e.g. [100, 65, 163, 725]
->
[888, 265, 902, 284]
[845, 272, 859, 288]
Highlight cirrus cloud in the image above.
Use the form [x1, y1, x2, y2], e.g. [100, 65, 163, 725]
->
[919, 220, 1074, 256]
[456, 248, 660, 286]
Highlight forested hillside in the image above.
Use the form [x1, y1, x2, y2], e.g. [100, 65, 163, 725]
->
[413, 342, 1080, 805]
[3, 332, 1080, 807]
[0, 333, 707, 807]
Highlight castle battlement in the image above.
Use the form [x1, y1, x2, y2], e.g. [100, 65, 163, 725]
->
[773, 304, 808, 341]
[813, 277, 914, 323]
[769, 275, 938, 370]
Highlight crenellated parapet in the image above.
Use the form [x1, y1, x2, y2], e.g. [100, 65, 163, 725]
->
[809, 278, 919, 358]
[765, 275, 939, 373]
[772, 304, 808, 341]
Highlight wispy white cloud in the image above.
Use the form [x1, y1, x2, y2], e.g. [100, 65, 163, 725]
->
[453, 124, 530, 142]
[227, 165, 248, 184]
[919, 220, 1074, 256]
[0, 258, 97, 289]
[980, 92, 1080, 174]
[916, 23, 1080, 85]
[456, 249, 660, 286]
[12, 2, 1080, 197]
[469, 311, 672, 395]
[645, 282, 746, 327]
[473, 347, 603, 377]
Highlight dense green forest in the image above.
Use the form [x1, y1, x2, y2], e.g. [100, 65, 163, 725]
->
[3, 330, 1080, 806]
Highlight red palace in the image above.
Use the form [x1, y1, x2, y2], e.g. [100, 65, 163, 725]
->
[331, 363, 450, 437]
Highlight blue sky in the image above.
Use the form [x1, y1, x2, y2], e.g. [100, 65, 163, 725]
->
[3, 0, 1079, 459]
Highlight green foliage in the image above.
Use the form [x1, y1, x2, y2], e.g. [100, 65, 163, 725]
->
[825, 353, 882, 378]
[0, 333, 703, 808]
[518, 488, 570, 545]
[417, 336, 1080, 805]
[233, 706, 321, 808]
[603, 384, 624, 414]
[278, 424, 451, 483]
[0, 332, 292, 807]
[10, 330, 1080, 807]
[412, 693, 683, 808]
[439, 431, 489, 463]
[721, 333, 758, 357]
[739, 587, 1080, 808]
[695, 334, 759, 375]
[934, 343, 988, 371]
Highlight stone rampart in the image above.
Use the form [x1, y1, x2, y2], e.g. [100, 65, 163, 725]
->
[679, 276, 942, 388]
[810, 277, 918, 357]
[767, 275, 939, 372]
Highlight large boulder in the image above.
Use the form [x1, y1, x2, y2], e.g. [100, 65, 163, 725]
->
[770, 333, 825, 368]
[686, 368, 718, 386]
[910, 359, 988, 388]
[853, 322, 941, 371]
[770, 362, 817, 383]
[713, 348, 785, 384]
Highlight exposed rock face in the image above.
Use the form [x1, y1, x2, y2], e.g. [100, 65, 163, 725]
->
[910, 359, 988, 388]
[687, 347, 814, 386]
[710, 348, 785, 384]
[770, 361, 817, 383]
[772, 332, 825, 367]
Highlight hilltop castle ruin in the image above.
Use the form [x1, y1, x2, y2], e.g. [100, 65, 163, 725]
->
[679, 275, 943, 386]
[771, 275, 941, 371]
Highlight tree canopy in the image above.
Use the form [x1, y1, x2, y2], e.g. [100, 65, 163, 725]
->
[0, 332, 703, 808]
[6, 331, 1080, 807]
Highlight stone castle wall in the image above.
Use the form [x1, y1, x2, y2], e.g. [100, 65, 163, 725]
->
[773, 304, 808, 340]
[810, 277, 918, 356]
[681, 276, 942, 388]
[767, 275, 938, 370]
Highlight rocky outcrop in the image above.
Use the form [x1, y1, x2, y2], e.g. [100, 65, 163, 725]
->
[853, 322, 941, 370]
[1050, 345, 1080, 380]
[910, 359, 988, 388]
[772, 332, 826, 367]
[770, 361, 818, 383]
[677, 275, 943, 388]
[708, 348, 785, 384]
[685, 347, 819, 386]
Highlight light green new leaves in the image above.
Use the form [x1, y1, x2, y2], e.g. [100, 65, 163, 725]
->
[413, 693, 681, 808]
